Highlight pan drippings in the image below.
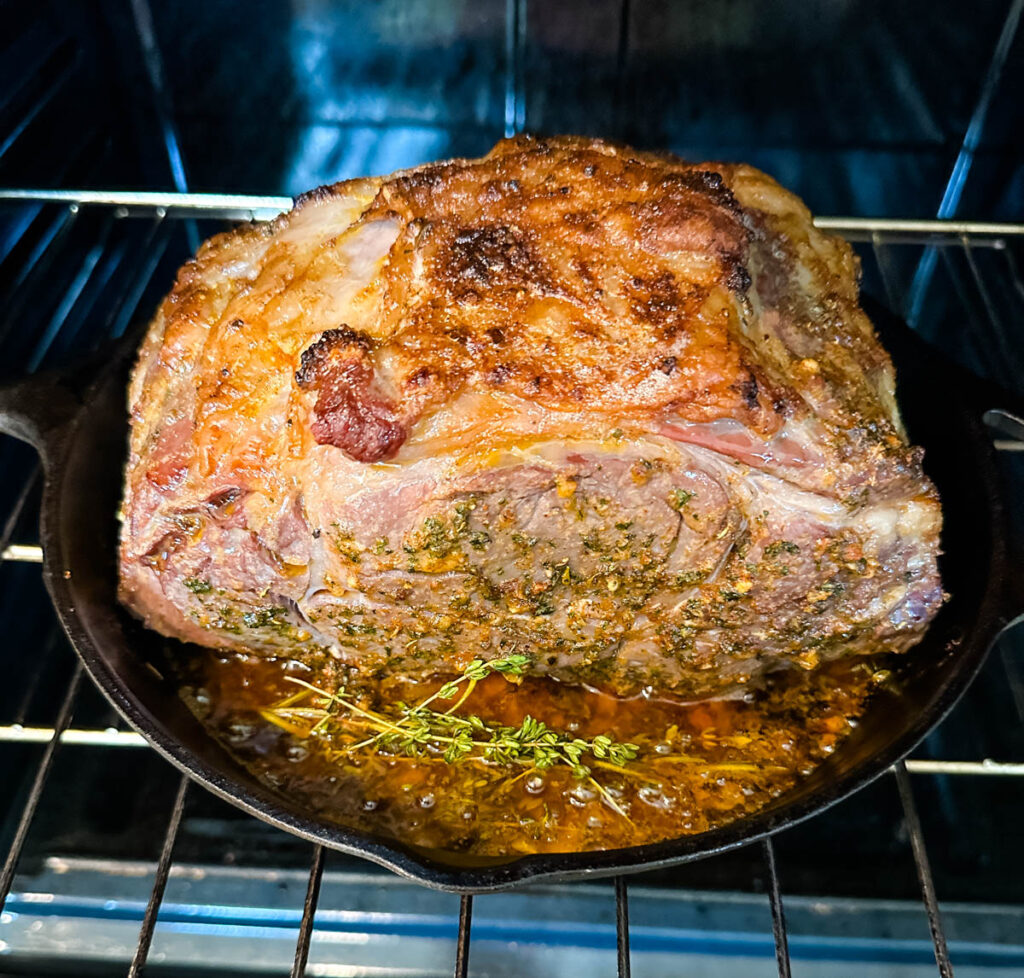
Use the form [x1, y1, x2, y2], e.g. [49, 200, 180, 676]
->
[177, 653, 884, 856]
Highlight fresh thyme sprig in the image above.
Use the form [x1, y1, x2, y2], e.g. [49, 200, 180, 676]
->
[262, 654, 641, 819]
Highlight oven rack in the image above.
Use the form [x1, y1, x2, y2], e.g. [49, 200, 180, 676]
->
[0, 194, 1022, 978]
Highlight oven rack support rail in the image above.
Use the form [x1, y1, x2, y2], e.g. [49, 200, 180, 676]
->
[1, 192, 1023, 978]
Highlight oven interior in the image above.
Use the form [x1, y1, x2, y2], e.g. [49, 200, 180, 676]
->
[1, 1, 1023, 975]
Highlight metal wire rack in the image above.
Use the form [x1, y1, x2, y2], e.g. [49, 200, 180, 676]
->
[0, 190, 1022, 977]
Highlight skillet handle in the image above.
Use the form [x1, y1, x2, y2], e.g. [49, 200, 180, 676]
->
[978, 400, 1024, 625]
[0, 332, 138, 455]
[944, 338, 1024, 430]
[0, 367, 86, 454]
[984, 408, 1024, 450]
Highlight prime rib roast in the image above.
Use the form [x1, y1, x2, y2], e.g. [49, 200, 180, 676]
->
[119, 135, 943, 700]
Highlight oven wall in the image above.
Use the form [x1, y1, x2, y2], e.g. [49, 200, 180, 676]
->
[4, 0, 1022, 220]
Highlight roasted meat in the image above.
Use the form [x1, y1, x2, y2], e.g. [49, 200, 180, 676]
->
[119, 135, 943, 699]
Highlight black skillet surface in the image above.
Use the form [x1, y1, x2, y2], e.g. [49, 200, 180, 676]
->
[0, 295, 1021, 893]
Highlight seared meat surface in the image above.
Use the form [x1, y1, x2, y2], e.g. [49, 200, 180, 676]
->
[119, 136, 942, 698]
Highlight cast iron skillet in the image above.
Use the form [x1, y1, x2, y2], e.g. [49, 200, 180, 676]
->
[0, 296, 1021, 893]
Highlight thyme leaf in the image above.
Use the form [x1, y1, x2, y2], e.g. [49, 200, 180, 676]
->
[265, 654, 640, 818]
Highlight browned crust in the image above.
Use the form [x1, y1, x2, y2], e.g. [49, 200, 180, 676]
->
[362, 136, 790, 437]
[294, 328, 406, 462]
[126, 135, 910, 502]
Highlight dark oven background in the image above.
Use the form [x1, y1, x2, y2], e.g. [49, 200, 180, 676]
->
[1, 1, 1023, 975]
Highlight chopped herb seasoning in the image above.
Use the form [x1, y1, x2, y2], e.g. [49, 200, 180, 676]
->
[669, 488, 695, 510]
[242, 606, 289, 629]
[673, 570, 705, 587]
[332, 526, 363, 563]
